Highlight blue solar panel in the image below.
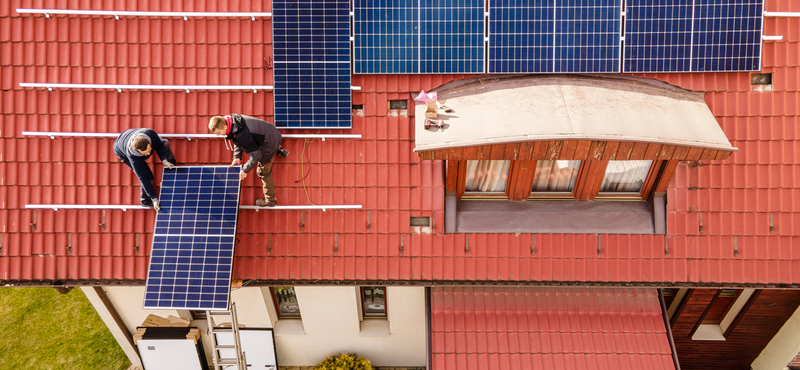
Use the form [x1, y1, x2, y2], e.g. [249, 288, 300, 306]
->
[692, 0, 763, 72]
[144, 166, 241, 311]
[354, 0, 419, 74]
[273, 0, 352, 129]
[353, 0, 485, 74]
[488, 0, 622, 73]
[624, 0, 763, 72]
[419, 0, 485, 73]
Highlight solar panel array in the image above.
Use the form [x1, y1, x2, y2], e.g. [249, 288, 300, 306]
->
[273, 0, 352, 128]
[624, 0, 763, 73]
[144, 166, 241, 311]
[354, 0, 485, 74]
[488, 0, 622, 73]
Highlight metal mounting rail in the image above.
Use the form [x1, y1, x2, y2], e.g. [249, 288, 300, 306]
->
[26, 204, 149, 211]
[240, 205, 363, 211]
[16, 8, 271, 20]
[19, 83, 273, 93]
[22, 131, 362, 140]
[26, 204, 363, 211]
[764, 11, 800, 17]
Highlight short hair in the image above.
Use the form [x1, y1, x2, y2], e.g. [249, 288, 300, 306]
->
[132, 137, 150, 151]
[209, 116, 227, 132]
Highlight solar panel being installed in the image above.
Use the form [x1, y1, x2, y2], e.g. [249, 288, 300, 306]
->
[273, 0, 352, 128]
[354, 0, 485, 74]
[624, 0, 763, 72]
[488, 0, 622, 73]
[143, 166, 241, 311]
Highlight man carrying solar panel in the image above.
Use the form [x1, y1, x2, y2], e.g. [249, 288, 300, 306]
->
[113, 128, 178, 211]
[208, 114, 289, 207]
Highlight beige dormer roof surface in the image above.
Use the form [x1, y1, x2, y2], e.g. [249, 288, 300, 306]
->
[413, 75, 738, 154]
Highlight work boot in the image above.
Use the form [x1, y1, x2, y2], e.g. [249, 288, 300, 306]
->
[255, 199, 277, 207]
[277, 147, 289, 158]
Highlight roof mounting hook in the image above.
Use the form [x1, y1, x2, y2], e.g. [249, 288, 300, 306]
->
[48, 135, 55, 139]
[251, 15, 256, 21]
[46, 86, 52, 91]
[253, 89, 257, 93]
[44, 13, 49, 18]
[185, 89, 190, 93]
[183, 15, 188, 21]
[116, 88, 122, 93]
[29, 209, 37, 230]
[114, 14, 119, 20]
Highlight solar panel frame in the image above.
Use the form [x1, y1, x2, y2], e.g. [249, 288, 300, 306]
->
[143, 166, 241, 311]
[354, 0, 420, 74]
[623, 0, 764, 73]
[488, 0, 622, 74]
[418, 0, 486, 74]
[272, 0, 352, 129]
[691, 0, 763, 72]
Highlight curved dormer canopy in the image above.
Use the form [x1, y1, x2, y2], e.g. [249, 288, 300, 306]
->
[414, 75, 737, 161]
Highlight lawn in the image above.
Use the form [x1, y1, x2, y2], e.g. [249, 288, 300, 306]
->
[0, 287, 131, 370]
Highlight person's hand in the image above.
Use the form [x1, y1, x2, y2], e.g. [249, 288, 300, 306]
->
[152, 198, 161, 211]
[230, 158, 243, 167]
[239, 171, 247, 180]
[162, 159, 175, 170]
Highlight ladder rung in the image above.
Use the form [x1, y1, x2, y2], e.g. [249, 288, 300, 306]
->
[208, 311, 232, 316]
[214, 345, 237, 349]
[217, 359, 239, 365]
[213, 328, 234, 333]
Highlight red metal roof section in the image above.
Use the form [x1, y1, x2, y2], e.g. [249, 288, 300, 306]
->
[430, 287, 675, 370]
[1, 0, 800, 285]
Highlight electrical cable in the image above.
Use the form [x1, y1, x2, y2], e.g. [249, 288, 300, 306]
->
[294, 131, 316, 206]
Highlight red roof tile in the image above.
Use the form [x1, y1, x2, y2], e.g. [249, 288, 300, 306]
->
[1, 3, 800, 286]
[430, 287, 676, 370]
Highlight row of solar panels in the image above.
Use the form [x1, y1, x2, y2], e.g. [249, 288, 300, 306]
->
[353, 0, 764, 74]
[271, 0, 763, 129]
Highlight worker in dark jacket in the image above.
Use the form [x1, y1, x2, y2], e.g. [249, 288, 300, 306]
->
[208, 114, 288, 207]
[113, 128, 177, 210]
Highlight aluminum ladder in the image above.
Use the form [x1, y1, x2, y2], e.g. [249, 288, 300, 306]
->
[206, 302, 247, 369]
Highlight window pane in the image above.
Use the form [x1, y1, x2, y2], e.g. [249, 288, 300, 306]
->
[273, 286, 301, 318]
[600, 160, 653, 192]
[531, 160, 580, 192]
[465, 160, 511, 192]
[362, 287, 386, 318]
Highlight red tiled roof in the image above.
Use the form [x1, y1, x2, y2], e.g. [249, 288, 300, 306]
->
[1, 1, 799, 286]
[430, 287, 675, 370]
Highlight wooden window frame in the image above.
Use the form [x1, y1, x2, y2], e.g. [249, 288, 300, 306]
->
[454, 159, 669, 202]
[458, 160, 518, 200]
[360, 286, 388, 319]
[700, 289, 742, 325]
[270, 286, 302, 319]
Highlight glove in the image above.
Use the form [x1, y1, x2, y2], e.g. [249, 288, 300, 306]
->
[162, 159, 175, 170]
[152, 198, 161, 212]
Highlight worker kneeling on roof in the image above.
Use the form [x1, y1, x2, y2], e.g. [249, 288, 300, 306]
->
[113, 128, 177, 211]
[209, 114, 289, 207]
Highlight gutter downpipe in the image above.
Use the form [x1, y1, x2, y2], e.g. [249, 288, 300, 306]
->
[659, 289, 682, 370]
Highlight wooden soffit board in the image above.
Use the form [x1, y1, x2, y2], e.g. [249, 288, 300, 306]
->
[413, 75, 738, 160]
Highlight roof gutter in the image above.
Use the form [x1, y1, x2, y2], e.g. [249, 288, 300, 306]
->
[659, 289, 682, 370]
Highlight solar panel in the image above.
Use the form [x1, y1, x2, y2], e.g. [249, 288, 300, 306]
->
[353, 0, 485, 74]
[692, 0, 763, 72]
[488, 0, 622, 73]
[419, 0, 485, 73]
[273, 0, 352, 128]
[143, 166, 241, 311]
[354, 0, 419, 74]
[623, 0, 763, 72]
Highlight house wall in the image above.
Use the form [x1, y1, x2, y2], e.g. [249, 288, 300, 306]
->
[671, 289, 800, 370]
[102, 285, 427, 367]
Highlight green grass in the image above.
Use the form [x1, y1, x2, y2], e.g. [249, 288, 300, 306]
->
[0, 287, 131, 370]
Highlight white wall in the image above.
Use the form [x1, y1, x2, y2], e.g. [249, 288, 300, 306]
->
[104, 286, 427, 367]
[275, 286, 427, 367]
[751, 304, 800, 370]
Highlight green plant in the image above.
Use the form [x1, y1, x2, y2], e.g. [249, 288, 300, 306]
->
[315, 352, 373, 370]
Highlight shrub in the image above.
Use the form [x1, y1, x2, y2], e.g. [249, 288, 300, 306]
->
[315, 352, 373, 370]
